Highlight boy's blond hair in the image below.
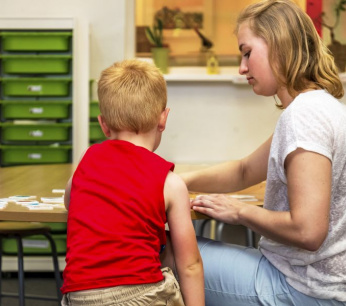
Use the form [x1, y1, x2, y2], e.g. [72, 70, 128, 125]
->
[97, 59, 167, 133]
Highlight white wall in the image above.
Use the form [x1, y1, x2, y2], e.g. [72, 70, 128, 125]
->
[156, 82, 282, 164]
[157, 80, 346, 164]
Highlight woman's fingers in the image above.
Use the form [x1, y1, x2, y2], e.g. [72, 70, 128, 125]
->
[191, 195, 214, 207]
[190, 195, 217, 218]
[191, 194, 243, 224]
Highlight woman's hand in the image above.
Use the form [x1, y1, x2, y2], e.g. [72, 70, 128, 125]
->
[191, 194, 247, 224]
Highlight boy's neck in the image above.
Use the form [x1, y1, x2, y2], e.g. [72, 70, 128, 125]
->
[108, 129, 158, 152]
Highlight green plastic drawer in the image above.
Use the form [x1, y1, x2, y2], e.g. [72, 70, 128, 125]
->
[1, 55, 72, 74]
[0, 100, 71, 119]
[89, 122, 106, 141]
[42, 222, 67, 232]
[1, 233, 66, 255]
[0, 78, 72, 97]
[1, 31, 72, 52]
[0, 145, 71, 165]
[1, 123, 71, 142]
[90, 101, 100, 119]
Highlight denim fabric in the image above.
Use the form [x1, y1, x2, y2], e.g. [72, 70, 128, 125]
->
[197, 236, 346, 306]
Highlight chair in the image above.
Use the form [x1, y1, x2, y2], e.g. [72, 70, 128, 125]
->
[215, 222, 257, 247]
[198, 219, 257, 247]
[0, 221, 63, 306]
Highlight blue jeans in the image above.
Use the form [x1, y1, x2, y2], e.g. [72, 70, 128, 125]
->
[197, 237, 346, 306]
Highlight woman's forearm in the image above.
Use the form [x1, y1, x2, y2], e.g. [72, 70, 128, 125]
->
[192, 192, 328, 251]
[180, 160, 245, 193]
[181, 136, 271, 193]
[239, 204, 327, 251]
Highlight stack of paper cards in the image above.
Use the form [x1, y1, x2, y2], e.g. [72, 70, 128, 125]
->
[8, 195, 37, 203]
[6, 194, 66, 210]
[26, 204, 54, 210]
[41, 197, 65, 209]
[229, 195, 258, 202]
[41, 197, 64, 204]
[192, 194, 258, 202]
[0, 200, 8, 209]
[12, 199, 53, 210]
[15, 200, 40, 206]
[52, 189, 65, 194]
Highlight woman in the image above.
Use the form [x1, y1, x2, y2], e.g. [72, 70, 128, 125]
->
[181, 0, 346, 304]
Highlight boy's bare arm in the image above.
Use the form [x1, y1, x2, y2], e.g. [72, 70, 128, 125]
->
[64, 176, 72, 210]
[164, 171, 205, 306]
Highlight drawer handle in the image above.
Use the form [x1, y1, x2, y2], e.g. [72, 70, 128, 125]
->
[28, 153, 42, 160]
[27, 85, 42, 92]
[29, 130, 44, 137]
[23, 239, 49, 248]
[30, 107, 44, 114]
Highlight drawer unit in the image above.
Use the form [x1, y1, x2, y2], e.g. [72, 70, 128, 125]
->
[42, 222, 67, 232]
[1, 221, 67, 255]
[1, 77, 72, 97]
[1, 55, 72, 75]
[89, 121, 105, 142]
[89, 100, 104, 144]
[90, 100, 100, 119]
[0, 29, 74, 167]
[1, 233, 67, 255]
[0, 100, 71, 120]
[0, 145, 72, 165]
[0, 31, 72, 52]
[0, 122, 71, 142]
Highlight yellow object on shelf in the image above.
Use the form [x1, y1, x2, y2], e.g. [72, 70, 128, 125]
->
[206, 52, 219, 75]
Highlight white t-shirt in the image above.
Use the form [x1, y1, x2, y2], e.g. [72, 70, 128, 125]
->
[259, 90, 346, 301]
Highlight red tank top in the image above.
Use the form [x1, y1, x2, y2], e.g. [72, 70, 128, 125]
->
[61, 140, 174, 293]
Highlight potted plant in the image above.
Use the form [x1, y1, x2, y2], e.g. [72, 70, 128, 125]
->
[321, 0, 346, 72]
[145, 19, 170, 74]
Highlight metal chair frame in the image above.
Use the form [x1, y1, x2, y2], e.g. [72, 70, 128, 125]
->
[0, 223, 63, 306]
[197, 219, 257, 247]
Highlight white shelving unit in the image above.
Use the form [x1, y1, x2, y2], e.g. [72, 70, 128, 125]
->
[0, 17, 89, 272]
[0, 17, 90, 163]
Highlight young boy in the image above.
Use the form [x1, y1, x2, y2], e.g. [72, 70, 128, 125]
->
[61, 59, 204, 306]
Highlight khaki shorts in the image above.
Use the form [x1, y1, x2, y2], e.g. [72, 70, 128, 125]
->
[61, 267, 185, 306]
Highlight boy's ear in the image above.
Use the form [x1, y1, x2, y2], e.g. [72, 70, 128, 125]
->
[98, 115, 111, 137]
[158, 108, 170, 132]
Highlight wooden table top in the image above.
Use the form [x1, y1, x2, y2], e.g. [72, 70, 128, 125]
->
[0, 164, 265, 222]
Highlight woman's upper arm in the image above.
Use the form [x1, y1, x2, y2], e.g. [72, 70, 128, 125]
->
[241, 135, 272, 188]
[285, 148, 332, 250]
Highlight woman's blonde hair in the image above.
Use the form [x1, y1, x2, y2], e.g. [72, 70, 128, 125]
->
[235, 0, 344, 100]
[97, 59, 167, 133]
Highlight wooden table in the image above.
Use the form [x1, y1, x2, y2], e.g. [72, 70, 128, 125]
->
[0, 164, 265, 222]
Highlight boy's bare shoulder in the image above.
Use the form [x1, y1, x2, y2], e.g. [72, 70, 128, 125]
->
[164, 171, 189, 209]
[165, 171, 188, 193]
[164, 171, 190, 215]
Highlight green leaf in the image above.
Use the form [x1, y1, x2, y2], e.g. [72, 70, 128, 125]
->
[145, 27, 157, 46]
[144, 19, 164, 47]
[157, 18, 163, 32]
